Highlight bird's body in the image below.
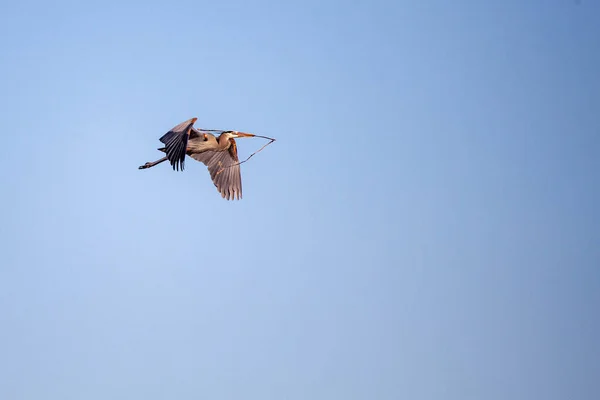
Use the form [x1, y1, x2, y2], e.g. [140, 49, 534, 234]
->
[183, 129, 235, 160]
[139, 117, 256, 200]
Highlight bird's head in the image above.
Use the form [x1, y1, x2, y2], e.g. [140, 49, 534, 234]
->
[222, 130, 255, 139]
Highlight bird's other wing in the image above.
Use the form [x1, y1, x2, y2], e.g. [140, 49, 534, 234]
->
[159, 117, 197, 171]
[189, 127, 208, 140]
[190, 146, 242, 200]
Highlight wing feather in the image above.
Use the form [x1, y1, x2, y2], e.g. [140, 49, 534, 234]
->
[159, 118, 197, 171]
[190, 147, 242, 200]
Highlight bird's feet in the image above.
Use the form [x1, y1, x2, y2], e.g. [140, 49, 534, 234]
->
[139, 163, 151, 169]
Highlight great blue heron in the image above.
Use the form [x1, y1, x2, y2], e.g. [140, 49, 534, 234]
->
[139, 117, 269, 200]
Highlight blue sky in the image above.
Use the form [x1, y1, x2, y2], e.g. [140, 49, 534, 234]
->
[1, 1, 599, 399]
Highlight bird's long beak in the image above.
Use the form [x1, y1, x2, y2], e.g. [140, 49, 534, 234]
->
[232, 131, 255, 138]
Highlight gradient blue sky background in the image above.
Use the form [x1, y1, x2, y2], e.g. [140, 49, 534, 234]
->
[1, 1, 599, 399]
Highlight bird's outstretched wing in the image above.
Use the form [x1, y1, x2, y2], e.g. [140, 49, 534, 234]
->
[190, 142, 242, 200]
[159, 117, 197, 171]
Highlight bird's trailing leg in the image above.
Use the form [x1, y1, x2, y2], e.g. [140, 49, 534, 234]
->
[138, 156, 168, 169]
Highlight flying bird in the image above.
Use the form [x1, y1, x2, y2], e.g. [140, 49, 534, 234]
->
[139, 117, 270, 200]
